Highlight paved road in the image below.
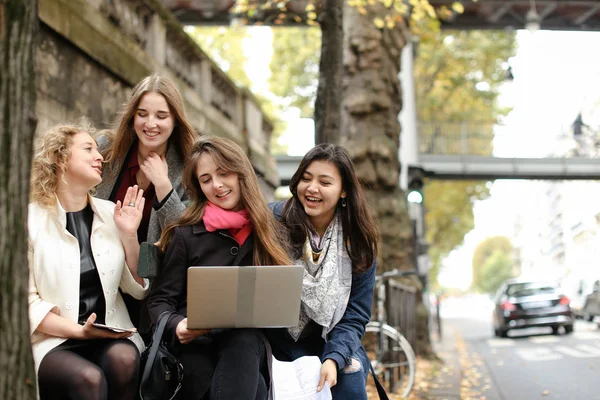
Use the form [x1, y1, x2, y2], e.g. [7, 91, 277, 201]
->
[440, 296, 600, 400]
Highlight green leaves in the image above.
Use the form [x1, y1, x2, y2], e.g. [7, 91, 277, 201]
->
[452, 2, 464, 14]
[417, 30, 516, 287]
[471, 237, 515, 293]
[269, 27, 321, 118]
[186, 26, 252, 88]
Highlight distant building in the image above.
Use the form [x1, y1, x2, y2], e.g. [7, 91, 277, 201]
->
[512, 109, 600, 292]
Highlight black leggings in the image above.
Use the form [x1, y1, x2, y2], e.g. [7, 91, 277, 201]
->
[38, 339, 140, 400]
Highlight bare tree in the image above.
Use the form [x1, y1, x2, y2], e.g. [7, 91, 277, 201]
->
[0, 0, 38, 398]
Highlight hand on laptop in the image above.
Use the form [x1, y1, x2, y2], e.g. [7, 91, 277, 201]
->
[176, 318, 211, 344]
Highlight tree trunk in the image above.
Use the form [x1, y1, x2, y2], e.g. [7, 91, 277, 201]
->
[314, 0, 343, 144]
[340, 4, 434, 356]
[0, 1, 38, 398]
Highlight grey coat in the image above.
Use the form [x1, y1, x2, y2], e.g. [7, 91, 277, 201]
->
[96, 136, 187, 244]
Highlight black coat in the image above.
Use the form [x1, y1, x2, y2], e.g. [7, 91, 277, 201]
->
[147, 221, 254, 335]
[146, 222, 273, 399]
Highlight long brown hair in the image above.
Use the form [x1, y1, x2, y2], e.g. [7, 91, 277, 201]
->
[30, 121, 96, 208]
[158, 136, 291, 266]
[282, 144, 379, 273]
[102, 74, 197, 173]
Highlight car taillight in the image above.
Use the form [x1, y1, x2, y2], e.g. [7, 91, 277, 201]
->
[501, 301, 516, 311]
[559, 295, 570, 305]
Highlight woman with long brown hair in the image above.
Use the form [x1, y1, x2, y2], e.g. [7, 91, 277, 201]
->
[267, 143, 379, 399]
[97, 74, 197, 244]
[96, 74, 198, 332]
[147, 136, 291, 400]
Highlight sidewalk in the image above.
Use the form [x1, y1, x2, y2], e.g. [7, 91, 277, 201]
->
[367, 323, 463, 400]
[367, 320, 501, 400]
[413, 319, 502, 400]
[422, 322, 462, 399]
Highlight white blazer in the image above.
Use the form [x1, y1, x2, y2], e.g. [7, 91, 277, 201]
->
[28, 196, 149, 373]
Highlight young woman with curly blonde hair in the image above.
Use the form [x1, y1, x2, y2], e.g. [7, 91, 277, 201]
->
[28, 122, 148, 400]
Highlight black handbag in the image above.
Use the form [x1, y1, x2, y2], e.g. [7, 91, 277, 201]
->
[139, 311, 184, 400]
[138, 242, 163, 279]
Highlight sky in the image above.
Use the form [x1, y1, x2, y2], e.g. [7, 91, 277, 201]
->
[240, 27, 600, 290]
[242, 28, 317, 156]
[438, 30, 600, 290]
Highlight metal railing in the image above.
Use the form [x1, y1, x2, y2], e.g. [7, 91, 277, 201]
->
[418, 121, 495, 156]
[385, 280, 417, 352]
[418, 120, 600, 159]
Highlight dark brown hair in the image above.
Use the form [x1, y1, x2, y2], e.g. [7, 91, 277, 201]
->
[158, 136, 291, 266]
[282, 144, 378, 273]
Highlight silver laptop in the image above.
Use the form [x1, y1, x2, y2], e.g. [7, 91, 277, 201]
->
[187, 265, 304, 329]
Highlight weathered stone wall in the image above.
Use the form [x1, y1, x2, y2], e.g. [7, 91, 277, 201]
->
[35, 0, 278, 198]
[36, 24, 130, 134]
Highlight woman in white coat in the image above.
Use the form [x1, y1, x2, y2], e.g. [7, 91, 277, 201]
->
[28, 122, 149, 400]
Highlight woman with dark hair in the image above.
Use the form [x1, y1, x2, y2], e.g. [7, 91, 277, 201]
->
[96, 74, 198, 332]
[267, 143, 379, 399]
[147, 136, 292, 400]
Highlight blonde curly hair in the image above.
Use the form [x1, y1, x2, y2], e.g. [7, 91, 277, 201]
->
[30, 121, 96, 208]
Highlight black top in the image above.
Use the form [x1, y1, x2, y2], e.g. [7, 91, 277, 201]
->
[147, 221, 254, 336]
[65, 203, 106, 325]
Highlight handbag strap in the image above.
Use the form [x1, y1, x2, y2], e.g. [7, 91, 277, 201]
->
[260, 334, 274, 400]
[370, 363, 390, 400]
[139, 311, 176, 399]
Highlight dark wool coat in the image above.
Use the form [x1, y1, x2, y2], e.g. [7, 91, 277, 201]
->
[146, 222, 264, 399]
[147, 221, 254, 333]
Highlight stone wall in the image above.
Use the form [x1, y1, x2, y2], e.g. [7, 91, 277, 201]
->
[36, 0, 278, 199]
[36, 24, 131, 133]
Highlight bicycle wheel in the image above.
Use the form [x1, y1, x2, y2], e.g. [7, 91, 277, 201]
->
[364, 321, 416, 398]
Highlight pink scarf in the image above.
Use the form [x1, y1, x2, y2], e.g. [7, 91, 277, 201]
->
[203, 202, 253, 245]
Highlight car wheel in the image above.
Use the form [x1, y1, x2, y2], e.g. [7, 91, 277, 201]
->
[499, 328, 508, 338]
[564, 324, 574, 334]
[551, 326, 560, 335]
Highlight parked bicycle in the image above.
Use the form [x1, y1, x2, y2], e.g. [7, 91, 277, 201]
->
[364, 269, 417, 397]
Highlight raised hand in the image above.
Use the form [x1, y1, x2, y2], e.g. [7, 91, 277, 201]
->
[114, 185, 145, 235]
[140, 152, 173, 202]
[140, 153, 170, 188]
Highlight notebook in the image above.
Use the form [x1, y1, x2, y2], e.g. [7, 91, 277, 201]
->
[187, 265, 304, 329]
